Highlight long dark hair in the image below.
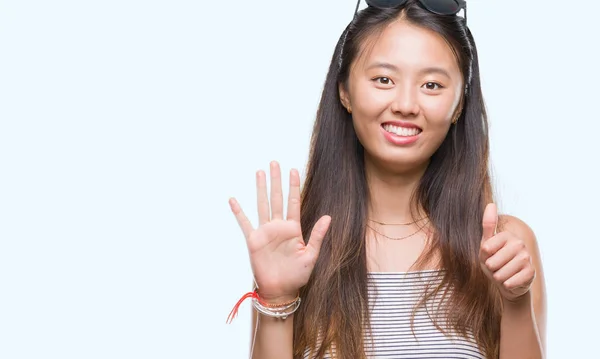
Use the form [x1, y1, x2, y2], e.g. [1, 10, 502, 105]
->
[294, 2, 501, 358]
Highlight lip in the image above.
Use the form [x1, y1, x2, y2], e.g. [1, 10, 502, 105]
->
[380, 122, 421, 146]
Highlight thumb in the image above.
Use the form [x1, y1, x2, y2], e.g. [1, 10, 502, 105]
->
[481, 203, 498, 242]
[306, 215, 332, 260]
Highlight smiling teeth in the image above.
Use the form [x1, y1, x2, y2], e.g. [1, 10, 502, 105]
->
[383, 124, 421, 137]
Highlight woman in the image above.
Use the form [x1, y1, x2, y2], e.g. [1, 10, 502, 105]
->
[228, 0, 546, 358]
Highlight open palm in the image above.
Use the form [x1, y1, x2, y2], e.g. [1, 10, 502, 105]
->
[229, 161, 331, 302]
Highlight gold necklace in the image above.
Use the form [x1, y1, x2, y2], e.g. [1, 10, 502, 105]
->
[368, 216, 428, 226]
[366, 220, 429, 241]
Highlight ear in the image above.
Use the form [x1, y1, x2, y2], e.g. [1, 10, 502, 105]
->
[338, 83, 352, 113]
[452, 97, 464, 124]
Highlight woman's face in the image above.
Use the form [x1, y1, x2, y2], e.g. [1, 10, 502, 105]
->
[339, 19, 464, 173]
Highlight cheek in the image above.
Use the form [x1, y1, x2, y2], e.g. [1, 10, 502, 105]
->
[421, 94, 459, 125]
[351, 81, 391, 117]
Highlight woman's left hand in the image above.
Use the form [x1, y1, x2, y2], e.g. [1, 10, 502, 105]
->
[479, 203, 536, 302]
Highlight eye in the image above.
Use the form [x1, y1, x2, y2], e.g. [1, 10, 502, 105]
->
[372, 77, 394, 86]
[422, 82, 444, 90]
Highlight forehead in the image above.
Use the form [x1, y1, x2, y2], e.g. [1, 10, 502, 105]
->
[355, 19, 460, 73]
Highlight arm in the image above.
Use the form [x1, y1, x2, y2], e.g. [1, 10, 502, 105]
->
[479, 204, 546, 359]
[498, 215, 546, 359]
[249, 295, 296, 359]
[229, 164, 330, 359]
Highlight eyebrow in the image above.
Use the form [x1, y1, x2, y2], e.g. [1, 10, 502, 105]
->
[365, 62, 452, 79]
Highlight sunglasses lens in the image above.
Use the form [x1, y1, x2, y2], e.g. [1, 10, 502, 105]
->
[365, 0, 408, 9]
[420, 0, 460, 14]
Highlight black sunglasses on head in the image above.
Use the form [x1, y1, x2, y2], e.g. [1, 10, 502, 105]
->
[355, 0, 467, 24]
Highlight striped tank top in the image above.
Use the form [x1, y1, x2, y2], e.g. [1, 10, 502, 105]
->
[304, 270, 485, 359]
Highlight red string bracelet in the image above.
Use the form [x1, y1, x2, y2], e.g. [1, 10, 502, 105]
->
[226, 290, 260, 324]
[226, 289, 300, 324]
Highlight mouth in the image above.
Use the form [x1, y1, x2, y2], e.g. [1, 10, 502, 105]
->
[381, 122, 422, 137]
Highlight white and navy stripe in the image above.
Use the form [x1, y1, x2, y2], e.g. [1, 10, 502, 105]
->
[305, 270, 485, 359]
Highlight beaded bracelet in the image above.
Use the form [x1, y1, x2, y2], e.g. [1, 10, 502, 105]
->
[260, 293, 300, 308]
[252, 296, 301, 320]
[226, 289, 301, 324]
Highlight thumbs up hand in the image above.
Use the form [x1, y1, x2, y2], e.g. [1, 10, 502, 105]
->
[479, 203, 536, 302]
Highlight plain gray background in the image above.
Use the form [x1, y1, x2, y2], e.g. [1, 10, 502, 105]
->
[1, 0, 599, 358]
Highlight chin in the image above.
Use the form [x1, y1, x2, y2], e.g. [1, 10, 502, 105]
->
[367, 150, 430, 175]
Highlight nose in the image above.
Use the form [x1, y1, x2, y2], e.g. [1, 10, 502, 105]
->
[390, 85, 420, 117]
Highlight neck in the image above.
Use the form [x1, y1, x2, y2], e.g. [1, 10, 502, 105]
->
[365, 155, 429, 223]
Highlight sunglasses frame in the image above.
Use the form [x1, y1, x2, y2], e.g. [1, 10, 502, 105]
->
[355, 0, 467, 24]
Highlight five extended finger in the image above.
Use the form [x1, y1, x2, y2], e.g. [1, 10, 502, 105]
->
[256, 170, 270, 225]
[306, 215, 332, 261]
[270, 161, 284, 220]
[286, 168, 301, 222]
[229, 197, 254, 239]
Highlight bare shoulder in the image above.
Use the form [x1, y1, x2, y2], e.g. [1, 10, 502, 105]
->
[498, 214, 539, 251]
